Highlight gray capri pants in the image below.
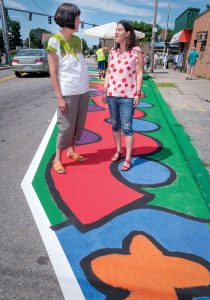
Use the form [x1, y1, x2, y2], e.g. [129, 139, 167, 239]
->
[56, 92, 89, 149]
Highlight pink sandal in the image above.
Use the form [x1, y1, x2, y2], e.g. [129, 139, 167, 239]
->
[120, 160, 131, 171]
[111, 151, 123, 162]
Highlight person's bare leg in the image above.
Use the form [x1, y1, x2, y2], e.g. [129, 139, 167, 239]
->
[189, 67, 193, 79]
[120, 135, 133, 170]
[54, 147, 63, 162]
[113, 131, 122, 152]
[111, 131, 123, 161]
[125, 135, 133, 161]
[53, 147, 66, 173]
[67, 145, 75, 156]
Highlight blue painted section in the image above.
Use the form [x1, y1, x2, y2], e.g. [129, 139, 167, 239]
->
[106, 118, 159, 132]
[194, 298, 210, 300]
[56, 209, 210, 300]
[118, 157, 171, 186]
[133, 119, 159, 132]
[137, 102, 153, 108]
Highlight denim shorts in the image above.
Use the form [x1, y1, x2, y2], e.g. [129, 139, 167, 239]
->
[98, 60, 105, 70]
[107, 96, 135, 136]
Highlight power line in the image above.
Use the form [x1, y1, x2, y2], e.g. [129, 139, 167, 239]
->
[31, 0, 47, 15]
[5, 6, 53, 17]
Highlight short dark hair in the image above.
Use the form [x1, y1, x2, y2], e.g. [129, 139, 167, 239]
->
[115, 20, 137, 50]
[54, 3, 81, 29]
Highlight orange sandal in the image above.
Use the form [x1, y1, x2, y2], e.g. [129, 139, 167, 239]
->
[53, 161, 66, 174]
[111, 151, 123, 162]
[67, 152, 87, 162]
[120, 160, 131, 171]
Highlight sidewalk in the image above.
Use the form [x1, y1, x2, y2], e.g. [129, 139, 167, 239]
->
[150, 68, 210, 174]
[0, 63, 11, 70]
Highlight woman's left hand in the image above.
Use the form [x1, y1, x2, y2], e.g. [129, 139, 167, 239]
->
[133, 95, 140, 107]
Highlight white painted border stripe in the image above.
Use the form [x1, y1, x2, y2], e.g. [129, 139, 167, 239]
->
[21, 112, 85, 300]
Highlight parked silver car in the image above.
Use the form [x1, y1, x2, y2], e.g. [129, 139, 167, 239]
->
[12, 48, 49, 77]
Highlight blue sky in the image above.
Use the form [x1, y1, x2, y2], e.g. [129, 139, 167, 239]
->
[3, 0, 209, 46]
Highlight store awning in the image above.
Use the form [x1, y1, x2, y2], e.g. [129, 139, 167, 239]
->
[170, 30, 192, 45]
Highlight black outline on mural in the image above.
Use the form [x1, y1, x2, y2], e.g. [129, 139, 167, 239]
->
[110, 155, 177, 188]
[46, 154, 154, 233]
[75, 128, 102, 146]
[80, 231, 210, 300]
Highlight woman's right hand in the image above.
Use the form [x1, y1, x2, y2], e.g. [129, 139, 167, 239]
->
[102, 93, 107, 104]
[57, 96, 68, 113]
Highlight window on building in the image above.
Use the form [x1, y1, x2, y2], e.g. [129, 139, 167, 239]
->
[200, 40, 206, 51]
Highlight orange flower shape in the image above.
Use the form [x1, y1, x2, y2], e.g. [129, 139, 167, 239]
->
[91, 234, 210, 299]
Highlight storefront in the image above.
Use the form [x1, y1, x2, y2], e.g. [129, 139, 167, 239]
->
[170, 8, 200, 71]
[189, 8, 210, 79]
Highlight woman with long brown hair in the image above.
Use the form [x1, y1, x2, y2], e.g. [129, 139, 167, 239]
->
[103, 20, 144, 171]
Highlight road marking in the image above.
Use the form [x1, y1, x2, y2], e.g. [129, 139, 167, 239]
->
[0, 75, 16, 82]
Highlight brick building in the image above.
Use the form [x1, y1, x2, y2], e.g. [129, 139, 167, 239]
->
[170, 8, 200, 70]
[189, 7, 210, 79]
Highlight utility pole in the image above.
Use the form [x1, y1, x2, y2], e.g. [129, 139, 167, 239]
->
[150, 0, 158, 73]
[163, 0, 171, 58]
[0, 0, 10, 64]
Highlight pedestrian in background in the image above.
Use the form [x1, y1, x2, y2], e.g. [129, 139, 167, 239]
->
[96, 44, 106, 78]
[103, 20, 144, 171]
[154, 52, 158, 69]
[145, 53, 151, 70]
[163, 52, 169, 69]
[47, 2, 89, 174]
[186, 47, 200, 80]
[104, 47, 109, 70]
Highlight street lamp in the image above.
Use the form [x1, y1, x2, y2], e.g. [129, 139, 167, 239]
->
[150, 0, 158, 73]
[163, 0, 172, 58]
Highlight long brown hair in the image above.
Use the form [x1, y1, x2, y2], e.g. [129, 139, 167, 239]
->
[115, 20, 137, 50]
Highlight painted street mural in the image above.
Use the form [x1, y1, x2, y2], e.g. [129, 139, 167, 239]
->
[22, 67, 210, 300]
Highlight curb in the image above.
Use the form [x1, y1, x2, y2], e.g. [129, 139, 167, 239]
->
[0, 66, 12, 70]
[149, 76, 210, 211]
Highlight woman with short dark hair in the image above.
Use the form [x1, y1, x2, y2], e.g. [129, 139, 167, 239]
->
[103, 20, 144, 171]
[47, 3, 89, 174]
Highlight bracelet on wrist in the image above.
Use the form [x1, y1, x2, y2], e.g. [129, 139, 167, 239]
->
[134, 91, 141, 96]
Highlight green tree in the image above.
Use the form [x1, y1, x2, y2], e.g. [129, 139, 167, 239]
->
[131, 20, 170, 44]
[4, 13, 22, 49]
[81, 38, 88, 53]
[131, 20, 153, 43]
[27, 28, 52, 48]
[166, 29, 174, 43]
[8, 20, 22, 49]
[0, 29, 4, 50]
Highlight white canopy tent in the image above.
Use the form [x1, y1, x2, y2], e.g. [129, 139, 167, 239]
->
[83, 22, 145, 40]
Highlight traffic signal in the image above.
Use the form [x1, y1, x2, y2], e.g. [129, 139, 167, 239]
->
[48, 16, 52, 24]
[4, 8, 8, 16]
[81, 21, 84, 28]
[28, 13, 32, 21]
[8, 32, 13, 40]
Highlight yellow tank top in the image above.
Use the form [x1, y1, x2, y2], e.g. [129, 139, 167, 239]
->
[96, 48, 105, 61]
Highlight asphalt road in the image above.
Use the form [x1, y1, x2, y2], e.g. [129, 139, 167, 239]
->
[0, 70, 64, 300]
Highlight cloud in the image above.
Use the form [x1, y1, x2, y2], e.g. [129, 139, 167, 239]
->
[55, 0, 153, 17]
[4, 0, 28, 10]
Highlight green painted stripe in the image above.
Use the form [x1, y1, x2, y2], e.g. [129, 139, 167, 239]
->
[32, 127, 68, 225]
[141, 77, 210, 218]
[151, 77, 210, 211]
